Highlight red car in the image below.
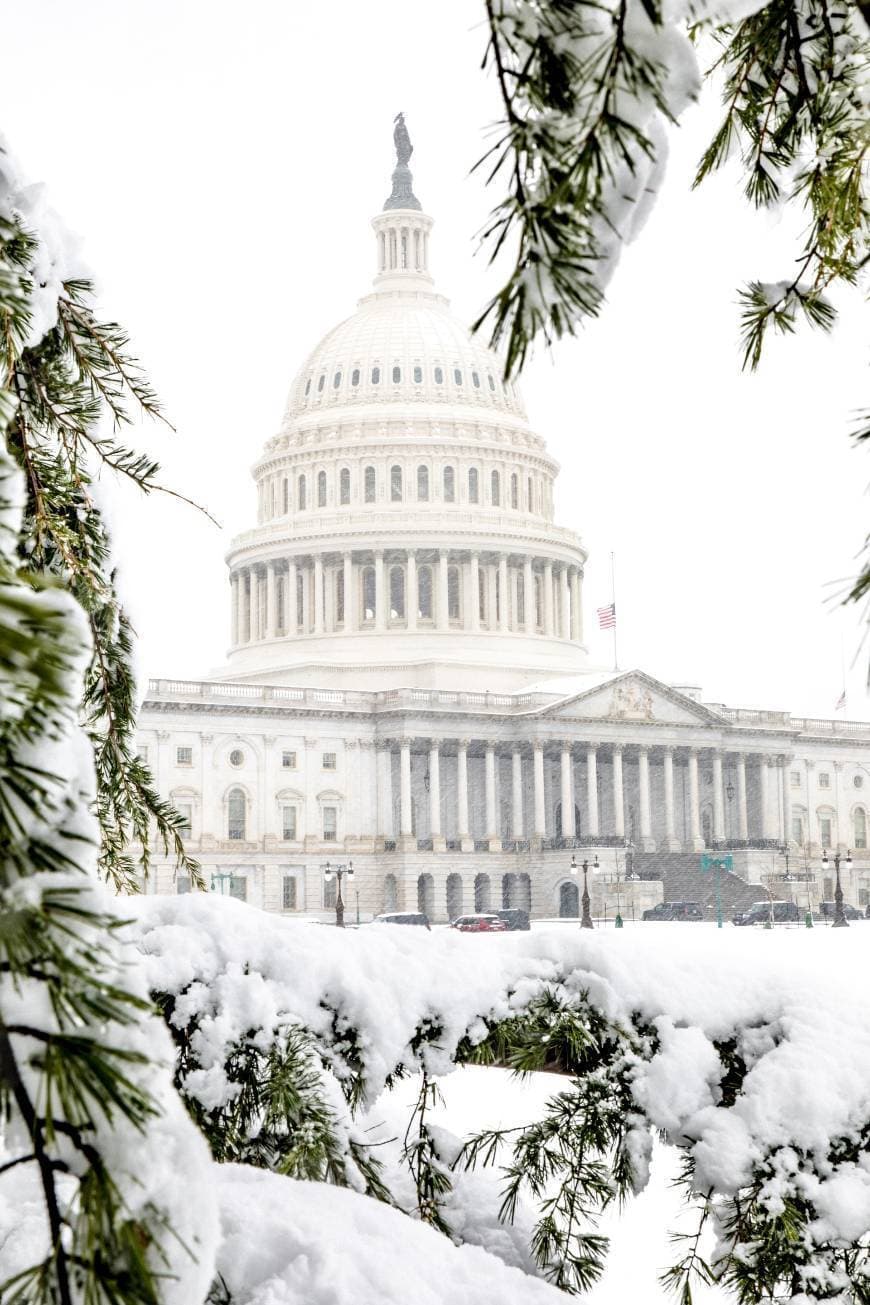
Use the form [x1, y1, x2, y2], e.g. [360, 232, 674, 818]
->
[451, 914, 508, 933]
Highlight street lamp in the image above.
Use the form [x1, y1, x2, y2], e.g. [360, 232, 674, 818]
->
[323, 859, 354, 928]
[821, 848, 852, 929]
[571, 853, 599, 930]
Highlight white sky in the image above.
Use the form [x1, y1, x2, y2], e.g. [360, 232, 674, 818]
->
[2, 0, 867, 718]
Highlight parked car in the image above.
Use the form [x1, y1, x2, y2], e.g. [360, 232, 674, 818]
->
[451, 914, 508, 933]
[732, 900, 800, 926]
[372, 912, 431, 929]
[817, 900, 863, 921]
[642, 901, 703, 922]
[494, 908, 531, 931]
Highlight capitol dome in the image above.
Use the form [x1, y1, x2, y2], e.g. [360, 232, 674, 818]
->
[222, 130, 588, 692]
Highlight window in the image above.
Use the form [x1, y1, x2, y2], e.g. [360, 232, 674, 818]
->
[339, 467, 350, 505]
[282, 876, 298, 910]
[282, 806, 297, 840]
[282, 751, 297, 769]
[322, 752, 337, 770]
[413, 365, 423, 384]
[819, 772, 831, 788]
[417, 465, 429, 501]
[317, 373, 325, 392]
[478, 568, 486, 623]
[468, 467, 479, 503]
[333, 370, 342, 389]
[491, 469, 501, 506]
[791, 814, 804, 843]
[371, 366, 380, 384]
[362, 566, 376, 621]
[282, 478, 289, 514]
[304, 378, 311, 396]
[323, 806, 337, 841]
[176, 746, 193, 766]
[317, 470, 327, 507]
[447, 566, 460, 620]
[454, 368, 463, 385]
[527, 475, 533, 510]
[855, 775, 865, 789]
[390, 565, 405, 619]
[392, 365, 401, 383]
[488, 374, 495, 391]
[324, 875, 337, 909]
[791, 770, 801, 787]
[351, 367, 360, 387]
[229, 748, 244, 767]
[390, 464, 403, 502]
[176, 804, 193, 838]
[510, 473, 518, 509]
[472, 370, 480, 388]
[434, 366, 443, 384]
[230, 876, 247, 901]
[364, 465, 376, 503]
[418, 565, 433, 620]
[298, 474, 307, 511]
[227, 788, 246, 841]
[855, 808, 867, 848]
[819, 816, 832, 848]
[517, 571, 525, 625]
[443, 466, 455, 502]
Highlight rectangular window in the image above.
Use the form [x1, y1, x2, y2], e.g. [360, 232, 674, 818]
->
[177, 875, 191, 895]
[282, 750, 297, 769]
[322, 805, 337, 841]
[820, 817, 832, 848]
[176, 803, 193, 838]
[819, 772, 831, 788]
[230, 876, 247, 901]
[282, 876, 298, 910]
[791, 815, 803, 843]
[790, 770, 801, 788]
[282, 805, 297, 841]
[322, 752, 337, 770]
[176, 746, 193, 766]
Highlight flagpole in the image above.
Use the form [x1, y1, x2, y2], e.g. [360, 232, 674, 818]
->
[610, 551, 618, 672]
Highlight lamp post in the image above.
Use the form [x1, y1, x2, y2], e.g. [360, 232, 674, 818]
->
[571, 853, 599, 929]
[821, 848, 852, 928]
[323, 859, 354, 928]
[778, 845, 813, 928]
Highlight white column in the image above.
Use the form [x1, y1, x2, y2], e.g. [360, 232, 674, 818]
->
[511, 749, 524, 838]
[570, 569, 581, 641]
[266, 562, 278, 639]
[759, 756, 771, 840]
[713, 752, 725, 841]
[484, 744, 497, 844]
[231, 573, 240, 645]
[559, 566, 571, 639]
[737, 754, 749, 840]
[406, 550, 418, 632]
[662, 747, 678, 850]
[523, 558, 534, 635]
[399, 739, 413, 840]
[375, 551, 386, 632]
[377, 743, 393, 841]
[543, 561, 554, 635]
[302, 562, 312, 633]
[586, 745, 599, 838]
[498, 555, 509, 633]
[286, 560, 296, 634]
[688, 749, 702, 850]
[638, 748, 653, 849]
[313, 555, 324, 635]
[247, 568, 258, 640]
[457, 740, 471, 849]
[486, 564, 497, 630]
[429, 742, 443, 848]
[560, 742, 575, 838]
[533, 741, 546, 838]
[612, 746, 625, 838]
[780, 757, 791, 845]
[359, 741, 376, 839]
[468, 553, 480, 633]
[437, 551, 449, 631]
[343, 552, 355, 632]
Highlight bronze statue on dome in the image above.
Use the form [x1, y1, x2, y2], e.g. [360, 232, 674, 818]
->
[383, 112, 421, 211]
[393, 112, 413, 166]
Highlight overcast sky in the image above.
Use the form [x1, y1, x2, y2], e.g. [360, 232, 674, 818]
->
[2, 0, 867, 718]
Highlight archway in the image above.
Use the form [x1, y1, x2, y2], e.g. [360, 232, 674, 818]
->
[446, 873, 463, 921]
[383, 873, 397, 913]
[417, 873, 434, 918]
[474, 873, 491, 912]
[559, 881, 579, 918]
[516, 873, 531, 913]
[502, 872, 517, 907]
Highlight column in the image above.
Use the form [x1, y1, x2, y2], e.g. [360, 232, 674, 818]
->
[399, 739, 413, 845]
[359, 741, 376, 840]
[429, 742, 444, 850]
[266, 562, 278, 639]
[407, 550, 418, 632]
[612, 745, 625, 838]
[523, 558, 534, 635]
[343, 552, 355, 632]
[780, 757, 791, 845]
[737, 753, 749, 840]
[287, 559, 298, 633]
[638, 748, 653, 850]
[662, 747, 679, 850]
[586, 745, 599, 838]
[543, 561, 554, 635]
[688, 749, 703, 850]
[511, 749, 524, 839]
[231, 573, 240, 645]
[246, 568, 257, 641]
[485, 744, 498, 848]
[533, 741, 546, 840]
[712, 752, 724, 842]
[345, 739, 359, 841]
[486, 563, 497, 630]
[457, 739, 472, 851]
[437, 551, 449, 631]
[759, 756, 771, 840]
[374, 551, 386, 632]
[313, 555, 324, 634]
[377, 743, 393, 843]
[559, 566, 571, 639]
[510, 567, 519, 633]
[241, 570, 251, 642]
[560, 742, 575, 839]
[302, 562, 312, 633]
[570, 569, 581, 641]
[468, 553, 480, 633]
[498, 555, 509, 633]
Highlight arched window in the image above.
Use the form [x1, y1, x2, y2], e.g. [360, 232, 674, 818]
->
[418, 565, 433, 619]
[454, 368, 463, 385]
[371, 366, 381, 385]
[474, 873, 491, 912]
[317, 374, 325, 392]
[390, 464, 403, 502]
[510, 472, 518, 509]
[333, 370, 342, 389]
[855, 808, 867, 849]
[447, 566, 460, 620]
[298, 474, 307, 511]
[472, 371, 481, 388]
[392, 365, 401, 383]
[351, 367, 360, 387]
[434, 366, 444, 384]
[364, 465, 376, 503]
[417, 465, 429, 501]
[304, 378, 311, 396]
[339, 468, 350, 505]
[384, 873, 398, 913]
[362, 566, 376, 621]
[227, 788, 246, 841]
[468, 467, 479, 504]
[491, 469, 501, 506]
[389, 565, 405, 619]
[317, 470, 327, 507]
[443, 466, 455, 502]
[413, 365, 423, 384]
[282, 478, 289, 514]
[488, 374, 495, 392]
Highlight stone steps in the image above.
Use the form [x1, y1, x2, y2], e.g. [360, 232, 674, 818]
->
[634, 851, 765, 919]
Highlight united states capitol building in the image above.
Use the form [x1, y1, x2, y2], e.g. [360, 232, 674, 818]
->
[137, 124, 870, 921]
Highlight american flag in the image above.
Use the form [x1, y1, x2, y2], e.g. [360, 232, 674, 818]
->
[597, 603, 616, 630]
[835, 690, 846, 712]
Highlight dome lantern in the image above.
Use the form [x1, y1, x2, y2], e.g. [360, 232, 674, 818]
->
[372, 113, 434, 294]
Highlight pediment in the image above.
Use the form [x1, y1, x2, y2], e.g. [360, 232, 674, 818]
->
[540, 671, 726, 727]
